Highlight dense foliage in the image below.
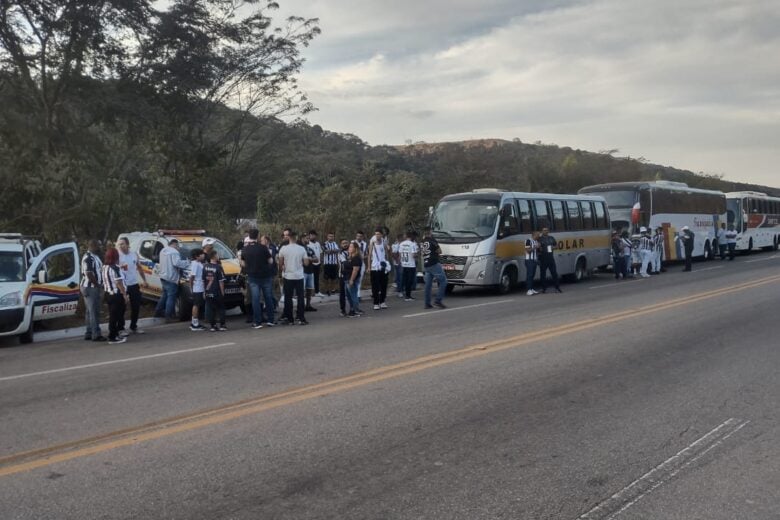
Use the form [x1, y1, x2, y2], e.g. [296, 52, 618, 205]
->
[2, 1, 776, 246]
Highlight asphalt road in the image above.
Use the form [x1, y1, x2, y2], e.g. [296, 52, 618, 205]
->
[1, 252, 779, 519]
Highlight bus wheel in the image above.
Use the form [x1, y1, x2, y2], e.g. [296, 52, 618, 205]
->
[19, 322, 34, 344]
[497, 267, 516, 295]
[566, 258, 587, 283]
[703, 241, 712, 261]
[445, 284, 455, 295]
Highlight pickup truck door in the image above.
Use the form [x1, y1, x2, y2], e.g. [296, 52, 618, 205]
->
[27, 242, 81, 321]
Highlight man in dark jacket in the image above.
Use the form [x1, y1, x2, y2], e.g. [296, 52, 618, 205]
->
[679, 226, 695, 271]
[538, 227, 561, 293]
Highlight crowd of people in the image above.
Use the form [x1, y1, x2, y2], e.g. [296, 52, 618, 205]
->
[78, 222, 744, 344]
[78, 227, 449, 344]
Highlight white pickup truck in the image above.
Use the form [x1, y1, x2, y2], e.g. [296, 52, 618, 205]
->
[0, 234, 80, 344]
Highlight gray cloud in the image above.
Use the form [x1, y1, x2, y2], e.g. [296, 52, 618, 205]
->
[276, 0, 780, 187]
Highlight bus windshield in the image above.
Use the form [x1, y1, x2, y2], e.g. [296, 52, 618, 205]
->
[431, 198, 500, 241]
[726, 198, 740, 226]
[596, 190, 638, 209]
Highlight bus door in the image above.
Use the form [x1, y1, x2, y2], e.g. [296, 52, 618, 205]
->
[496, 199, 527, 282]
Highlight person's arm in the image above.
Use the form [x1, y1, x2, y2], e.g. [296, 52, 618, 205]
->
[117, 277, 128, 300]
[277, 251, 286, 275]
[349, 265, 360, 285]
[136, 259, 148, 286]
[84, 256, 98, 285]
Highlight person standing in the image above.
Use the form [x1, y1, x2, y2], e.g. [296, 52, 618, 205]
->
[344, 241, 364, 317]
[611, 231, 625, 280]
[102, 247, 129, 345]
[638, 227, 654, 278]
[716, 223, 728, 260]
[155, 239, 190, 320]
[322, 232, 340, 297]
[725, 224, 738, 260]
[242, 229, 275, 329]
[301, 235, 320, 313]
[81, 239, 106, 342]
[621, 231, 634, 278]
[354, 230, 368, 301]
[117, 237, 148, 335]
[189, 248, 206, 331]
[307, 230, 325, 298]
[421, 227, 447, 309]
[525, 231, 540, 295]
[367, 228, 391, 310]
[391, 233, 403, 297]
[203, 250, 227, 331]
[652, 227, 664, 274]
[337, 239, 351, 316]
[261, 235, 279, 314]
[537, 227, 562, 293]
[398, 232, 419, 301]
[678, 226, 695, 271]
[278, 231, 310, 325]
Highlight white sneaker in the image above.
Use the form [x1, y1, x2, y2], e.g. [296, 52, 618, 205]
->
[379, 302, 388, 309]
[118, 330, 130, 337]
[532, 290, 540, 294]
[315, 292, 326, 298]
[373, 304, 380, 310]
[397, 292, 404, 298]
[527, 290, 535, 296]
[131, 328, 145, 335]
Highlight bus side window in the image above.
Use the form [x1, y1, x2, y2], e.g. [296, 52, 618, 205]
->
[581, 201, 594, 230]
[518, 199, 532, 233]
[594, 201, 608, 229]
[533, 200, 551, 231]
[566, 200, 582, 231]
[498, 203, 520, 238]
[550, 200, 566, 231]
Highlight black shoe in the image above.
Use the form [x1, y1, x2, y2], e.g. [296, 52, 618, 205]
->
[424, 304, 434, 309]
[296, 319, 309, 326]
[84, 335, 92, 341]
[555, 288, 562, 293]
[305, 306, 317, 312]
[541, 289, 547, 293]
[433, 302, 447, 309]
[93, 336, 107, 342]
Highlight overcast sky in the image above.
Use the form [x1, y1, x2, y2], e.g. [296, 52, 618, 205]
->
[275, 0, 779, 187]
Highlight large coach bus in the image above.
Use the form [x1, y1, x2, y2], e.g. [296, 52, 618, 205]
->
[726, 191, 780, 252]
[578, 181, 726, 261]
[429, 189, 612, 294]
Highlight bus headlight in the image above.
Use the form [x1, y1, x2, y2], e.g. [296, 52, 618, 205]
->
[0, 291, 22, 308]
[477, 271, 486, 280]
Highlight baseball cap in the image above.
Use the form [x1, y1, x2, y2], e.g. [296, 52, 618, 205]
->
[202, 237, 216, 247]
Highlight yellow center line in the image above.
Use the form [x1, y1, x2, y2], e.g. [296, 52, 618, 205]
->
[1, 274, 779, 478]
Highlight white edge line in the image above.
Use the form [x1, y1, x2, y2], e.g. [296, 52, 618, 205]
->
[589, 279, 648, 290]
[695, 266, 726, 272]
[606, 420, 749, 519]
[403, 299, 514, 318]
[745, 255, 779, 263]
[578, 418, 742, 519]
[0, 343, 237, 382]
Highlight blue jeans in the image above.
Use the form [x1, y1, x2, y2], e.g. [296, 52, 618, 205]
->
[346, 280, 360, 312]
[525, 259, 537, 290]
[424, 263, 447, 306]
[394, 265, 402, 291]
[81, 285, 102, 337]
[156, 279, 179, 318]
[249, 275, 275, 325]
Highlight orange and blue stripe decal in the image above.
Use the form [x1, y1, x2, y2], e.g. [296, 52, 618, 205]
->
[26, 285, 80, 305]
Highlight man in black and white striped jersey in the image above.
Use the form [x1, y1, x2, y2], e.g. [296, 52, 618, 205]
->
[638, 227, 654, 278]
